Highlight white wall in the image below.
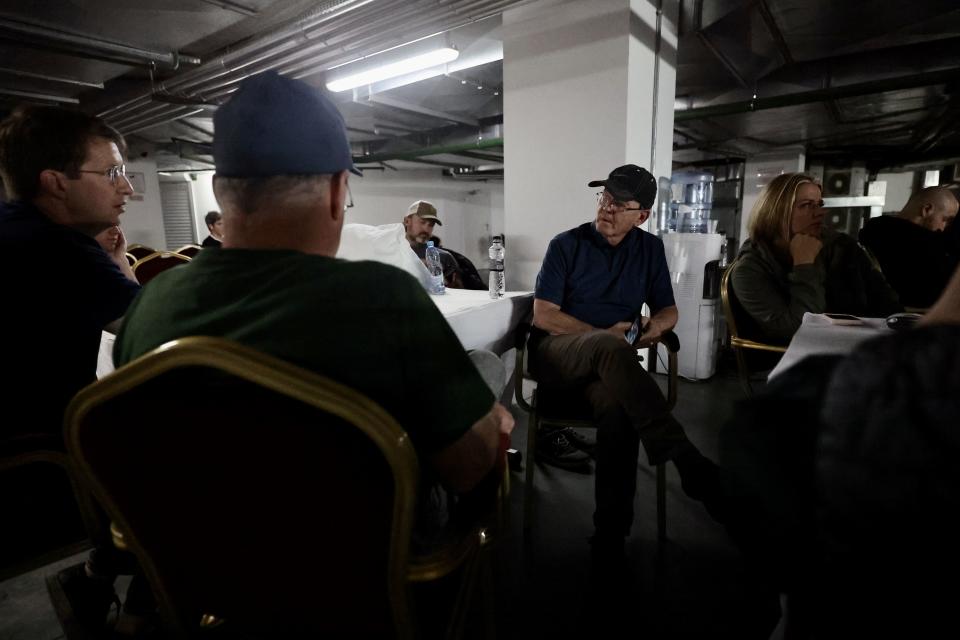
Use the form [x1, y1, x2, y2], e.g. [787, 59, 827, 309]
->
[122, 159, 166, 250]
[876, 171, 915, 213]
[187, 168, 505, 270]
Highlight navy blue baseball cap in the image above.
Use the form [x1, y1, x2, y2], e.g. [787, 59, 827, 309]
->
[213, 70, 360, 178]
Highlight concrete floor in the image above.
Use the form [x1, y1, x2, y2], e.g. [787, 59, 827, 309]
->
[0, 361, 777, 640]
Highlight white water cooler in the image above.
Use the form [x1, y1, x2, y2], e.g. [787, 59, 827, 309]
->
[656, 233, 723, 380]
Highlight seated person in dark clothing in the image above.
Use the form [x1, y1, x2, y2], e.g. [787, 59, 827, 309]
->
[0, 106, 141, 441]
[53, 72, 513, 635]
[732, 172, 901, 345]
[720, 265, 960, 639]
[0, 105, 141, 617]
[429, 235, 485, 290]
[404, 200, 464, 288]
[201, 210, 223, 247]
[531, 164, 723, 560]
[859, 185, 958, 308]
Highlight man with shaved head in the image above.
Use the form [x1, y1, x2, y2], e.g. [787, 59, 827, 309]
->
[860, 185, 959, 308]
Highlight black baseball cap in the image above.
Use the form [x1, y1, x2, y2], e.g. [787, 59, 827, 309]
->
[588, 164, 657, 209]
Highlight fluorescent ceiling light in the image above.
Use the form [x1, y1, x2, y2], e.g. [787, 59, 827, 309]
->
[326, 47, 459, 92]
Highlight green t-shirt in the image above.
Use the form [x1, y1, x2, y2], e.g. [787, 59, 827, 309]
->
[114, 249, 493, 453]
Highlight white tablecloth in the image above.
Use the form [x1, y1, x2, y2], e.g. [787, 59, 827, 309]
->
[767, 312, 891, 380]
[97, 290, 534, 379]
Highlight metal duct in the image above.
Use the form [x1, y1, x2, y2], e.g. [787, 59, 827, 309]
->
[103, 0, 533, 135]
[674, 67, 960, 122]
[0, 16, 200, 69]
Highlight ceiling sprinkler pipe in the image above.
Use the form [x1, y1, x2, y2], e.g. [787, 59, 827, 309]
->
[110, 0, 531, 134]
[97, 0, 374, 119]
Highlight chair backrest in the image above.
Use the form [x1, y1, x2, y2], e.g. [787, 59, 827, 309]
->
[132, 251, 191, 285]
[126, 244, 156, 260]
[125, 252, 137, 266]
[0, 434, 94, 581]
[720, 257, 774, 348]
[175, 244, 202, 258]
[66, 337, 418, 638]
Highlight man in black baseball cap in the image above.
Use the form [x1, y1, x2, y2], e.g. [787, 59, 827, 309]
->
[528, 163, 723, 562]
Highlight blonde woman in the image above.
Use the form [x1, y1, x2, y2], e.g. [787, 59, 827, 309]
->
[731, 172, 900, 344]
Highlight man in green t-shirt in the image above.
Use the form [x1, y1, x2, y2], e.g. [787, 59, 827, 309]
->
[55, 71, 512, 633]
[116, 70, 513, 491]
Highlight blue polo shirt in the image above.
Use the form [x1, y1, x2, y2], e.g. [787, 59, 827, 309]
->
[535, 222, 675, 328]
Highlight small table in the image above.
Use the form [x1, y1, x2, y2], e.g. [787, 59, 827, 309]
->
[98, 290, 534, 379]
[767, 312, 892, 380]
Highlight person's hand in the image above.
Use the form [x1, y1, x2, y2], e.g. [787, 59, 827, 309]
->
[789, 233, 823, 265]
[606, 321, 633, 339]
[636, 316, 664, 348]
[110, 226, 128, 262]
[493, 403, 514, 436]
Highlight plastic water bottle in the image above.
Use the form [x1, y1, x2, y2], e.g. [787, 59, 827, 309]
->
[425, 241, 445, 295]
[488, 236, 505, 299]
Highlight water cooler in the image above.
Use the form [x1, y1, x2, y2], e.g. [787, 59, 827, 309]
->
[656, 171, 723, 380]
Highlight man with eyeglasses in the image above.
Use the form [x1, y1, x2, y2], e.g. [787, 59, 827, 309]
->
[0, 106, 140, 436]
[530, 164, 723, 562]
[0, 105, 142, 628]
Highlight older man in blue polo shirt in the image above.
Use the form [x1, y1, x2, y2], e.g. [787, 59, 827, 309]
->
[530, 164, 721, 559]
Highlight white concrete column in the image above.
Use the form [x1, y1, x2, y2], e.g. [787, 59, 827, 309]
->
[502, 0, 679, 290]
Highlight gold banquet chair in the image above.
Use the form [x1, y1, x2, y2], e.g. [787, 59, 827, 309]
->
[720, 258, 787, 396]
[65, 337, 497, 639]
[65, 337, 420, 638]
[514, 325, 679, 547]
[174, 244, 202, 258]
[131, 251, 191, 285]
[126, 244, 155, 261]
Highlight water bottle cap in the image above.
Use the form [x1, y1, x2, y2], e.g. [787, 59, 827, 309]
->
[426, 240, 434, 247]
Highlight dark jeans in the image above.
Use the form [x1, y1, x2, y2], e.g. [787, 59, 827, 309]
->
[532, 331, 692, 537]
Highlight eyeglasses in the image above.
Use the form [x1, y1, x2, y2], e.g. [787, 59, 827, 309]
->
[344, 184, 354, 213]
[76, 164, 128, 185]
[597, 191, 645, 213]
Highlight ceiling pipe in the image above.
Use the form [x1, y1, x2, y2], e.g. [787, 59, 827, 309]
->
[356, 137, 503, 164]
[675, 67, 960, 122]
[109, 0, 510, 130]
[97, 0, 376, 120]
[0, 16, 199, 68]
[104, 0, 532, 134]
[199, 0, 259, 17]
[0, 66, 103, 89]
[0, 87, 79, 104]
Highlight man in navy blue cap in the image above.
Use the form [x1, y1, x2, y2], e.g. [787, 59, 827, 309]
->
[530, 164, 723, 561]
[115, 70, 513, 527]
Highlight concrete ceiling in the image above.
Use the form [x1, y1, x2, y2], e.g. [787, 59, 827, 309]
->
[1, 0, 959, 175]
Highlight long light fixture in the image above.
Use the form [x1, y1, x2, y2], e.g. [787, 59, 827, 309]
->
[326, 47, 459, 92]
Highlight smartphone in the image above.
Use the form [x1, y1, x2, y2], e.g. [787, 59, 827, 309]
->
[823, 313, 865, 326]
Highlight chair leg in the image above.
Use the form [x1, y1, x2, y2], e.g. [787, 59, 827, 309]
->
[656, 462, 666, 547]
[734, 349, 754, 396]
[522, 398, 538, 541]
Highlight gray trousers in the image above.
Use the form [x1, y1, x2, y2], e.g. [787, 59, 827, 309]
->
[532, 330, 692, 536]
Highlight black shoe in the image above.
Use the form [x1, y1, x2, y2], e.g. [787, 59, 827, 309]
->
[674, 450, 727, 523]
[536, 428, 592, 472]
[46, 562, 120, 638]
[558, 427, 596, 457]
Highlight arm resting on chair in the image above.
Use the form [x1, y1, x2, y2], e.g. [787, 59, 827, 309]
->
[430, 403, 514, 494]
